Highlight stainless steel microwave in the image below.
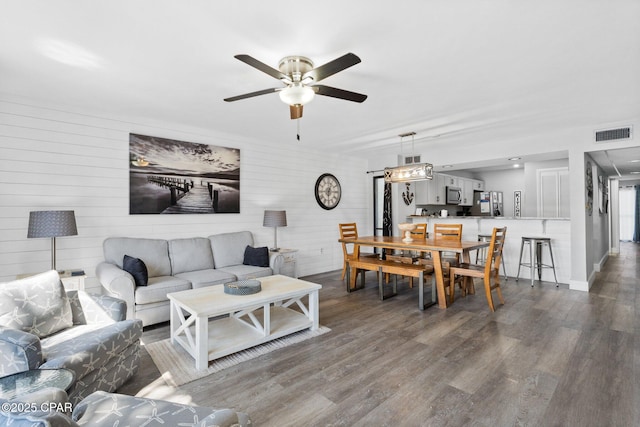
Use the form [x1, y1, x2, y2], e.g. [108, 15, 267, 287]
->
[446, 186, 461, 204]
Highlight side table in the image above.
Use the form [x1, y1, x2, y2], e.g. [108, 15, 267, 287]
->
[58, 270, 86, 291]
[0, 369, 75, 400]
[271, 248, 298, 278]
[17, 270, 86, 291]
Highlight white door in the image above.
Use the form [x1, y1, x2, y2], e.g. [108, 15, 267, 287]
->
[537, 167, 569, 217]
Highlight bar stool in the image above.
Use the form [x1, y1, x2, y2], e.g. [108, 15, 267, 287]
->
[515, 236, 559, 287]
[475, 234, 508, 280]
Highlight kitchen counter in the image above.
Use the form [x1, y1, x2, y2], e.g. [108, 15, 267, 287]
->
[407, 216, 571, 284]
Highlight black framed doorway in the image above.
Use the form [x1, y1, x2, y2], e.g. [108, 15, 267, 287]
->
[373, 175, 392, 240]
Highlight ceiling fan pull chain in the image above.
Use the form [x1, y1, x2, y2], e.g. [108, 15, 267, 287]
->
[297, 118, 301, 141]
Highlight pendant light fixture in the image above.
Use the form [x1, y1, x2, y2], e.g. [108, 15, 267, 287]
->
[384, 132, 433, 183]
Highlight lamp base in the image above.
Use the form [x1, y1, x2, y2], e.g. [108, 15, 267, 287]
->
[270, 247, 280, 252]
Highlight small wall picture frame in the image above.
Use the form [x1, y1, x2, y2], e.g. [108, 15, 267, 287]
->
[514, 191, 522, 217]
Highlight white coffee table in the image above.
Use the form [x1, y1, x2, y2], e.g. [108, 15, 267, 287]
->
[168, 275, 321, 370]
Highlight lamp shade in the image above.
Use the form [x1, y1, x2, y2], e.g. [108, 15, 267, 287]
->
[263, 210, 287, 228]
[27, 211, 78, 238]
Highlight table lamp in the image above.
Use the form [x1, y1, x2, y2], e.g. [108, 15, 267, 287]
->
[263, 210, 287, 251]
[27, 210, 78, 272]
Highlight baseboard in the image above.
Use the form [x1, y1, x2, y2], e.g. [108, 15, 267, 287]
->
[594, 252, 609, 272]
[569, 277, 591, 292]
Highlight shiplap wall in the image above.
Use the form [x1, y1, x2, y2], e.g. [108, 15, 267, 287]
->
[0, 99, 371, 292]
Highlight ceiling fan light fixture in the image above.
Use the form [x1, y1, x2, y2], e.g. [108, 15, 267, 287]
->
[279, 85, 315, 106]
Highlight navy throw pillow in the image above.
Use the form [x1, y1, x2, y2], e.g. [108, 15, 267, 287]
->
[243, 246, 269, 267]
[123, 255, 148, 287]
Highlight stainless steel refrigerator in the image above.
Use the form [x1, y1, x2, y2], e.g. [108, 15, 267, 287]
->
[471, 191, 504, 216]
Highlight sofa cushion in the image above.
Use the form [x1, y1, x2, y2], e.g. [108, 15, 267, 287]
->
[169, 237, 214, 275]
[243, 245, 270, 267]
[174, 269, 236, 288]
[103, 237, 171, 278]
[217, 265, 273, 281]
[123, 255, 148, 286]
[0, 271, 72, 338]
[209, 231, 254, 268]
[134, 276, 191, 305]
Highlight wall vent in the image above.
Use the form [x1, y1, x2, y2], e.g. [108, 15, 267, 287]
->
[397, 155, 421, 165]
[404, 155, 421, 164]
[595, 126, 632, 142]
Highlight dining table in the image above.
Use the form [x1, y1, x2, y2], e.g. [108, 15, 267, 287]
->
[338, 235, 490, 309]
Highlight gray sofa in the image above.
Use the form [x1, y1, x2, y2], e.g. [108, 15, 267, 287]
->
[0, 271, 143, 406]
[96, 231, 283, 326]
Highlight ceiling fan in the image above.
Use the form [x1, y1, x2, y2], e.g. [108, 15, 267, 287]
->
[224, 53, 367, 120]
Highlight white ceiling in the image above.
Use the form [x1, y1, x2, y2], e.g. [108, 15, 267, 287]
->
[2, 1, 639, 177]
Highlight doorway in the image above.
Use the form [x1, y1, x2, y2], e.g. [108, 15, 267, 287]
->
[373, 176, 392, 239]
[619, 186, 637, 241]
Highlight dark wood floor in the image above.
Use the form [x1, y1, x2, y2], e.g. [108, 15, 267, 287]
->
[119, 242, 640, 426]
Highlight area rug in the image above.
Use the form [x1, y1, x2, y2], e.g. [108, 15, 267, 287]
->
[145, 326, 331, 387]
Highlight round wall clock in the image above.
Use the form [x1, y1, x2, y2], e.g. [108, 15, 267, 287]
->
[315, 173, 341, 210]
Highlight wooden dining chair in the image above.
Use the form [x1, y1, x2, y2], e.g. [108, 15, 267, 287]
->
[339, 223, 377, 281]
[415, 223, 462, 299]
[449, 226, 507, 311]
[387, 223, 427, 260]
[433, 223, 463, 265]
[386, 223, 428, 287]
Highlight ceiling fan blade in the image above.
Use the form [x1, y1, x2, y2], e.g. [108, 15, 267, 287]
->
[313, 85, 368, 103]
[302, 53, 361, 83]
[224, 88, 279, 102]
[290, 104, 303, 120]
[234, 54, 289, 81]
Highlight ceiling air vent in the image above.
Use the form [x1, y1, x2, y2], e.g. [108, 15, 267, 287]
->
[595, 126, 632, 142]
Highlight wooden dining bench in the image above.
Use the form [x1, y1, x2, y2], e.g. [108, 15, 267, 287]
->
[347, 257, 436, 310]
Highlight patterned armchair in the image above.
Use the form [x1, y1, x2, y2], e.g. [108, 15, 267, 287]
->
[0, 390, 252, 426]
[0, 270, 142, 405]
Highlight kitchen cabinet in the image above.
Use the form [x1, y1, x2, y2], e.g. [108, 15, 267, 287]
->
[441, 174, 459, 188]
[415, 173, 446, 205]
[459, 178, 474, 206]
[416, 174, 483, 207]
[471, 179, 485, 191]
[415, 180, 429, 205]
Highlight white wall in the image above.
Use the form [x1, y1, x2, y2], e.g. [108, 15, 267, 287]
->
[0, 98, 370, 291]
[588, 157, 610, 272]
[392, 181, 418, 234]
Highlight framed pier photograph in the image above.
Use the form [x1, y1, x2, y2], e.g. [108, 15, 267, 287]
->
[129, 133, 240, 214]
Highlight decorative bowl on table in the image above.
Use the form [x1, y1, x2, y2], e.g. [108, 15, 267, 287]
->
[224, 279, 262, 295]
[398, 223, 417, 243]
